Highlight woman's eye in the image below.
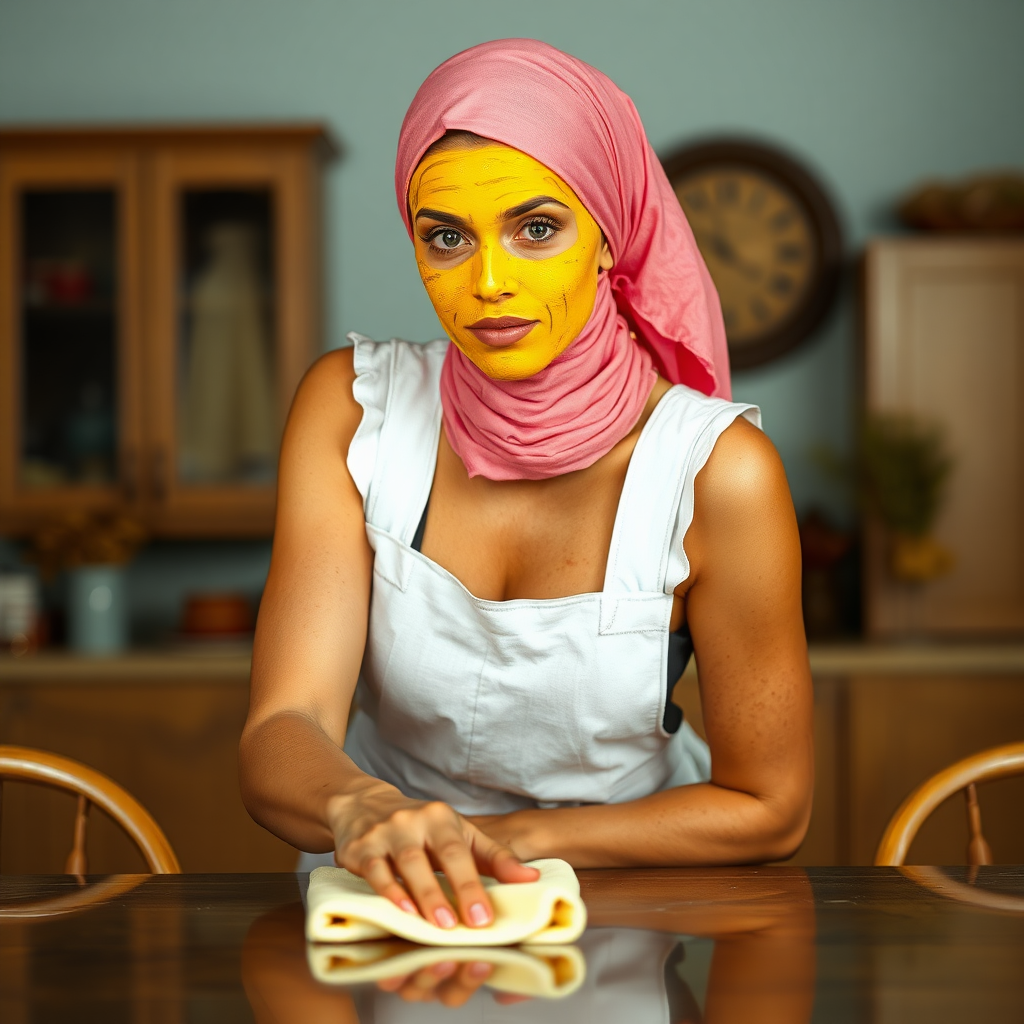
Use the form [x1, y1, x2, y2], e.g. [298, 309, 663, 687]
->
[523, 221, 555, 242]
[431, 228, 464, 250]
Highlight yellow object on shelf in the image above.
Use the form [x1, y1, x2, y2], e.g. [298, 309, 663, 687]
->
[889, 532, 955, 583]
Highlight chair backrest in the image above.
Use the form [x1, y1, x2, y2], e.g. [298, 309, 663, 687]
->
[875, 741, 1024, 866]
[0, 745, 180, 874]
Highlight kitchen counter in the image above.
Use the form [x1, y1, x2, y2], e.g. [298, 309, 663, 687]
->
[3, 641, 1024, 870]
[0, 646, 253, 682]
[5, 641, 1024, 682]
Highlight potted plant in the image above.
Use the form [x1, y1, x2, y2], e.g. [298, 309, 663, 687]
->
[858, 413, 955, 584]
[26, 511, 146, 655]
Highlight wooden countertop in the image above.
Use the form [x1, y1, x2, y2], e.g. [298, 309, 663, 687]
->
[4, 641, 1024, 683]
[2, 867, 1023, 1018]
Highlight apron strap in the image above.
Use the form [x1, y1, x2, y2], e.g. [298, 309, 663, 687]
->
[360, 338, 446, 545]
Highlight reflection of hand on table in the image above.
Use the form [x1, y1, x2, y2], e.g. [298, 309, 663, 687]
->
[371, 958, 532, 1008]
[307, 938, 583, 998]
[242, 903, 359, 1024]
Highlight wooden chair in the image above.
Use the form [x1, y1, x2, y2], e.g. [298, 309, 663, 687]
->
[0, 745, 181, 874]
[875, 741, 1024, 867]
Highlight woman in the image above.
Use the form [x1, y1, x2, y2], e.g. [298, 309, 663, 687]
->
[240, 39, 813, 934]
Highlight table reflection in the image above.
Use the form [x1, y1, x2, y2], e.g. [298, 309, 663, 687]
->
[242, 869, 816, 1023]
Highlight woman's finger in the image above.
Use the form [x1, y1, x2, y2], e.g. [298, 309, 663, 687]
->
[436, 961, 494, 1008]
[375, 972, 413, 993]
[469, 828, 540, 884]
[343, 849, 419, 916]
[426, 816, 495, 927]
[392, 841, 459, 929]
[395, 961, 456, 1002]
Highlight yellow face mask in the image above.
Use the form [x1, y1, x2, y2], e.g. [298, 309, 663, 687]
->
[408, 143, 612, 381]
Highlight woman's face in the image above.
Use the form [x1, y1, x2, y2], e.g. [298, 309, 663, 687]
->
[409, 142, 612, 381]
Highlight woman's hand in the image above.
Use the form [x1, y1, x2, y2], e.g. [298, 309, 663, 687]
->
[328, 780, 540, 929]
[376, 960, 531, 1008]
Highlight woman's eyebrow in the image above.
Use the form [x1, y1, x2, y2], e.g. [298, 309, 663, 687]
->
[415, 208, 472, 232]
[501, 196, 571, 220]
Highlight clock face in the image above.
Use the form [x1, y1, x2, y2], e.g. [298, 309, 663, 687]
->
[662, 140, 842, 370]
[673, 169, 816, 348]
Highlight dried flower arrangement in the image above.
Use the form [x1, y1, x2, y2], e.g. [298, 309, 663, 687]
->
[25, 511, 147, 581]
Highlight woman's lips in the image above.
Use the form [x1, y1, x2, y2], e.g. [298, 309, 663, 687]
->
[466, 317, 539, 348]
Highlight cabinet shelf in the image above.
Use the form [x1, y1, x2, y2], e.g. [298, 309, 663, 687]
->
[23, 301, 116, 317]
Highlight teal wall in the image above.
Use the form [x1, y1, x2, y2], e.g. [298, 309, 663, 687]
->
[2, 0, 1023, 634]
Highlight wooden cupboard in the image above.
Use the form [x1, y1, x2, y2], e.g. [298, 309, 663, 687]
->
[862, 239, 1024, 637]
[0, 125, 334, 537]
[0, 652, 296, 873]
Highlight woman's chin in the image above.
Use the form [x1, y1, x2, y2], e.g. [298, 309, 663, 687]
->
[454, 339, 568, 382]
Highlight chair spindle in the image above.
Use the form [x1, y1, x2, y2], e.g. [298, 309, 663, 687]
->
[65, 794, 91, 875]
[965, 782, 993, 867]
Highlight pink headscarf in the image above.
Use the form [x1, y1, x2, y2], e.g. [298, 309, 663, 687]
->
[396, 38, 731, 479]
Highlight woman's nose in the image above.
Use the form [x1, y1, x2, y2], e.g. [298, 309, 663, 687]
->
[472, 244, 518, 301]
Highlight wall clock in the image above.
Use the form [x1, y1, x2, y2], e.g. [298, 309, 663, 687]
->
[661, 138, 843, 370]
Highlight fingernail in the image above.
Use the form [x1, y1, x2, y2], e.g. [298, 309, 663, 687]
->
[399, 899, 418, 916]
[433, 960, 457, 977]
[469, 961, 493, 978]
[468, 902, 490, 927]
[434, 906, 457, 929]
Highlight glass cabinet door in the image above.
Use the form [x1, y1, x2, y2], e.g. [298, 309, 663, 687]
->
[177, 187, 277, 487]
[1, 128, 325, 538]
[0, 150, 142, 528]
[146, 143, 316, 535]
[20, 189, 119, 488]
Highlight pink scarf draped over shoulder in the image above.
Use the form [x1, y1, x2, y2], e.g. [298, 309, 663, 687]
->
[395, 38, 731, 480]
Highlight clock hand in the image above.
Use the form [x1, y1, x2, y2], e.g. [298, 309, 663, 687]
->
[707, 233, 762, 282]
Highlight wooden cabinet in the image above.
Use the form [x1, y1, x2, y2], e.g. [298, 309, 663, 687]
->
[7, 645, 1023, 873]
[863, 239, 1024, 637]
[0, 126, 333, 537]
[0, 653, 296, 873]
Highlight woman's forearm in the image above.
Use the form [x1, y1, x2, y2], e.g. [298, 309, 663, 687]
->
[483, 781, 810, 867]
[238, 711, 397, 854]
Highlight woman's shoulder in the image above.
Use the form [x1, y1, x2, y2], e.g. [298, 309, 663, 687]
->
[292, 335, 448, 418]
[694, 415, 791, 529]
[287, 335, 447, 508]
[669, 382, 760, 425]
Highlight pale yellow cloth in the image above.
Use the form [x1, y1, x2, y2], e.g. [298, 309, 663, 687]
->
[305, 858, 586, 946]
[306, 941, 585, 999]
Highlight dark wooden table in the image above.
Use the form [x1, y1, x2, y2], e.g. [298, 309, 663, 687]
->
[2, 866, 1023, 1021]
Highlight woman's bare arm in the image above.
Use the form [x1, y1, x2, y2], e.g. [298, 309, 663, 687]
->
[239, 347, 374, 852]
[239, 348, 535, 928]
[472, 418, 814, 865]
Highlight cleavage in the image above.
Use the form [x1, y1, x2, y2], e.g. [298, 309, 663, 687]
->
[416, 434, 630, 602]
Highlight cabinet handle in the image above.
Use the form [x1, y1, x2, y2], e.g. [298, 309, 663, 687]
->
[121, 446, 139, 503]
[149, 447, 168, 503]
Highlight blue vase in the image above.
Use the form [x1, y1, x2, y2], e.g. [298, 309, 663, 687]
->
[68, 565, 127, 655]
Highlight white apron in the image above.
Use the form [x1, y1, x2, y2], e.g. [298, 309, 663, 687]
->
[299, 335, 759, 871]
[342, 333, 759, 808]
[349, 928, 705, 1023]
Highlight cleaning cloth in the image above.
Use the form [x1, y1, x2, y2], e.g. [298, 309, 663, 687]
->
[305, 857, 586, 946]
